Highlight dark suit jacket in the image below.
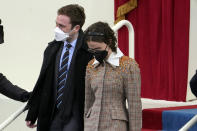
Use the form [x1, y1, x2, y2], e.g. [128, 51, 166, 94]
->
[0, 73, 30, 102]
[190, 70, 197, 97]
[26, 30, 92, 131]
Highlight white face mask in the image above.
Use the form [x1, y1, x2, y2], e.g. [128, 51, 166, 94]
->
[54, 27, 69, 41]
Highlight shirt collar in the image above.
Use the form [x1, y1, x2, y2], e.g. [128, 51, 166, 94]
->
[92, 48, 124, 68]
[64, 39, 77, 49]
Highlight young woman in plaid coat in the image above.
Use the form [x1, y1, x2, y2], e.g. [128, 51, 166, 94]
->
[83, 22, 142, 131]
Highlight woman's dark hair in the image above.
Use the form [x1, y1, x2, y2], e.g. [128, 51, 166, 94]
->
[84, 22, 117, 52]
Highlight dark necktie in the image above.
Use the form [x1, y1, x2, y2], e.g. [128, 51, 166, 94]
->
[56, 43, 72, 108]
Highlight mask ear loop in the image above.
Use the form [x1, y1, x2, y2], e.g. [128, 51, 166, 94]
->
[100, 45, 108, 66]
[104, 44, 108, 52]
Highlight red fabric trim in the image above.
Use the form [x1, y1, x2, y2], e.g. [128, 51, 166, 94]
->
[142, 105, 197, 130]
[114, 0, 190, 101]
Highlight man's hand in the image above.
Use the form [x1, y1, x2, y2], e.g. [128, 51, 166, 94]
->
[26, 121, 37, 128]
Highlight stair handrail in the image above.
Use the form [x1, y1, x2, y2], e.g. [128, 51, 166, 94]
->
[179, 114, 197, 131]
[0, 103, 26, 131]
[112, 20, 135, 58]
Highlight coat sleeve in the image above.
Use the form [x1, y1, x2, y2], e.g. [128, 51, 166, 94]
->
[0, 73, 31, 102]
[190, 70, 197, 97]
[84, 66, 95, 117]
[123, 59, 142, 131]
[25, 47, 49, 123]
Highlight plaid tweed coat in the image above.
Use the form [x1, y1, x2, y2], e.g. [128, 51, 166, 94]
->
[84, 56, 142, 131]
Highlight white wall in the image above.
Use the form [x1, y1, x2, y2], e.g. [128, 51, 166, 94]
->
[186, 0, 197, 101]
[0, 0, 114, 94]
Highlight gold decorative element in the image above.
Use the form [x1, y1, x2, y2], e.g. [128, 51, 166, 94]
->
[115, 0, 137, 24]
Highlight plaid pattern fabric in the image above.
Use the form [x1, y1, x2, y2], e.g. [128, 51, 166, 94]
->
[84, 56, 142, 131]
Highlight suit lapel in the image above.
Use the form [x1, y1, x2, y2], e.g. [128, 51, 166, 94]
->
[46, 41, 62, 66]
[54, 43, 64, 95]
[65, 30, 84, 87]
[43, 41, 63, 101]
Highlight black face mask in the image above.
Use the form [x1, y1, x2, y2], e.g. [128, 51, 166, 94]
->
[93, 50, 108, 64]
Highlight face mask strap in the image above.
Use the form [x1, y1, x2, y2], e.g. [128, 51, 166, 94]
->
[104, 45, 108, 51]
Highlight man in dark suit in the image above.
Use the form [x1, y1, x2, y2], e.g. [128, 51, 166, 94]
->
[25, 4, 92, 131]
[0, 19, 30, 102]
[190, 70, 197, 97]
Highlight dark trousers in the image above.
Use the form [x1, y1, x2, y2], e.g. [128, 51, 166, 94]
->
[49, 111, 80, 131]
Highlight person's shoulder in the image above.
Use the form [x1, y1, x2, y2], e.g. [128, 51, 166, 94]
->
[42, 40, 61, 55]
[47, 40, 61, 46]
[45, 40, 63, 50]
[87, 59, 95, 69]
[120, 56, 139, 68]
